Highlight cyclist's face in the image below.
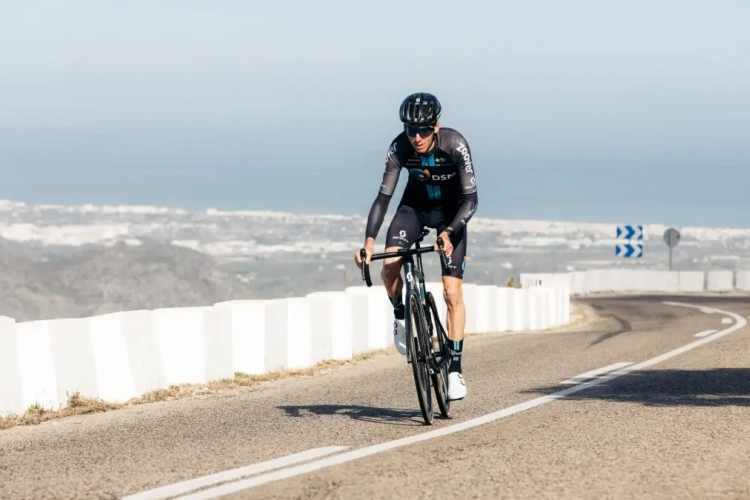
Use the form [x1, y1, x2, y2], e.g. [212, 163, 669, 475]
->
[405, 122, 440, 154]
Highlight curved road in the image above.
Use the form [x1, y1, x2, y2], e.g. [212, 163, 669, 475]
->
[2, 295, 750, 499]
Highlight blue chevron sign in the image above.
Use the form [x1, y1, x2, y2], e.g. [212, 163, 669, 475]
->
[615, 243, 642, 258]
[616, 225, 643, 240]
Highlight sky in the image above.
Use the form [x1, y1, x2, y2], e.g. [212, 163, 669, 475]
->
[1, 0, 749, 228]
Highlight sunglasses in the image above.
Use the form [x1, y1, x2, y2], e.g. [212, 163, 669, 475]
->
[404, 125, 435, 138]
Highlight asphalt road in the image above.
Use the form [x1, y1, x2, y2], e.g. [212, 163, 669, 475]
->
[2, 295, 750, 499]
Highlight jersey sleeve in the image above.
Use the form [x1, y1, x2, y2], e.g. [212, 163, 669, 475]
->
[446, 137, 478, 234]
[365, 141, 402, 240]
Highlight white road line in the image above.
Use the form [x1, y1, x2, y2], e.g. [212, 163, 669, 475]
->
[662, 302, 723, 314]
[136, 301, 749, 500]
[721, 317, 733, 324]
[121, 447, 349, 500]
[560, 362, 633, 385]
[694, 329, 717, 338]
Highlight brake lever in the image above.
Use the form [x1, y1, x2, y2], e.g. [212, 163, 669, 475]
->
[436, 237, 449, 274]
[359, 248, 372, 287]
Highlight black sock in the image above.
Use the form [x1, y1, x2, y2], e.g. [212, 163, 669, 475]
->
[449, 339, 463, 373]
[389, 294, 405, 321]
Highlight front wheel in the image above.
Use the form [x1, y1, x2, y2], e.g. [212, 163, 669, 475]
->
[426, 291, 451, 418]
[407, 290, 433, 425]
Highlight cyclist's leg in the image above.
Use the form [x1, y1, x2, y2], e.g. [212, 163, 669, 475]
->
[382, 205, 423, 300]
[431, 209, 468, 342]
[437, 215, 468, 400]
[441, 229, 467, 344]
[383, 205, 423, 355]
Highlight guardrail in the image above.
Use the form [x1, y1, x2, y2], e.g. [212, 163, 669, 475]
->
[520, 269, 750, 294]
[0, 283, 570, 417]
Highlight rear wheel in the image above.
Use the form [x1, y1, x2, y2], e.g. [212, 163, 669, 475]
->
[407, 290, 433, 425]
[426, 291, 451, 418]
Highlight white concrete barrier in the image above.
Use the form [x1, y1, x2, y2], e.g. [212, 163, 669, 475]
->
[528, 288, 550, 330]
[0, 281, 573, 416]
[0, 316, 23, 416]
[264, 298, 312, 371]
[707, 270, 733, 291]
[584, 269, 605, 293]
[15, 320, 61, 411]
[603, 269, 632, 292]
[345, 286, 392, 355]
[15, 318, 99, 411]
[462, 284, 479, 333]
[15, 264, 750, 417]
[12, 264, 750, 418]
[522, 268, 750, 295]
[552, 287, 568, 327]
[527, 289, 541, 330]
[214, 300, 269, 375]
[494, 287, 510, 332]
[89, 310, 165, 403]
[475, 285, 497, 333]
[507, 287, 528, 331]
[561, 287, 571, 324]
[570, 271, 586, 295]
[736, 271, 750, 291]
[306, 291, 354, 363]
[49, 318, 100, 405]
[678, 271, 704, 292]
[152, 306, 234, 385]
[548, 288, 559, 327]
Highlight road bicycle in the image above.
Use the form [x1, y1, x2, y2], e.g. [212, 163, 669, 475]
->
[359, 228, 453, 425]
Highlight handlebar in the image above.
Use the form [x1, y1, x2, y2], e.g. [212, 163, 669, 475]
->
[359, 237, 450, 287]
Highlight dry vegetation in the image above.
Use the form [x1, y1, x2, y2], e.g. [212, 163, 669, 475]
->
[0, 348, 389, 431]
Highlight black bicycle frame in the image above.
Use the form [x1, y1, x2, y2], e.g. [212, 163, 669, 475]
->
[359, 234, 451, 373]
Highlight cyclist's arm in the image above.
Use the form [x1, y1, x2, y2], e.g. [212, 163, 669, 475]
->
[445, 140, 478, 235]
[364, 143, 401, 242]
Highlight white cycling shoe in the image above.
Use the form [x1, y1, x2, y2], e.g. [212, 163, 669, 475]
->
[447, 372, 467, 401]
[393, 318, 407, 355]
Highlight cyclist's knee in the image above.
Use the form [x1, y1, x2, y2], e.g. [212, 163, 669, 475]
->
[381, 247, 403, 283]
[443, 279, 463, 310]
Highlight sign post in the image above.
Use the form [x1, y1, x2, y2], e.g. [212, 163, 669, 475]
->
[615, 225, 643, 260]
[663, 227, 680, 270]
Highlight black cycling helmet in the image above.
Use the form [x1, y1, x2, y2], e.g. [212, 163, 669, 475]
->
[399, 92, 442, 126]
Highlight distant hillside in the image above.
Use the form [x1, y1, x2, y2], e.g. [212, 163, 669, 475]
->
[0, 243, 259, 322]
[1, 198, 747, 318]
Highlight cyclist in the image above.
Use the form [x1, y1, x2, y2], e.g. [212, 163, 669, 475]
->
[354, 92, 478, 401]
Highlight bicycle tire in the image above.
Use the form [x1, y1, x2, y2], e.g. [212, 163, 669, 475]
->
[407, 290, 433, 425]
[426, 291, 451, 418]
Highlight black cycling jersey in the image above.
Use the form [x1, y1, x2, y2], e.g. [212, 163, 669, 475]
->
[365, 127, 479, 240]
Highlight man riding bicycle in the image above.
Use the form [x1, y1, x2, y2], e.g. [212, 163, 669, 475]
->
[354, 92, 478, 401]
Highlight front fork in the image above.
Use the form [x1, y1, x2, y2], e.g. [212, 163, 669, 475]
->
[403, 261, 438, 370]
[402, 261, 417, 365]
